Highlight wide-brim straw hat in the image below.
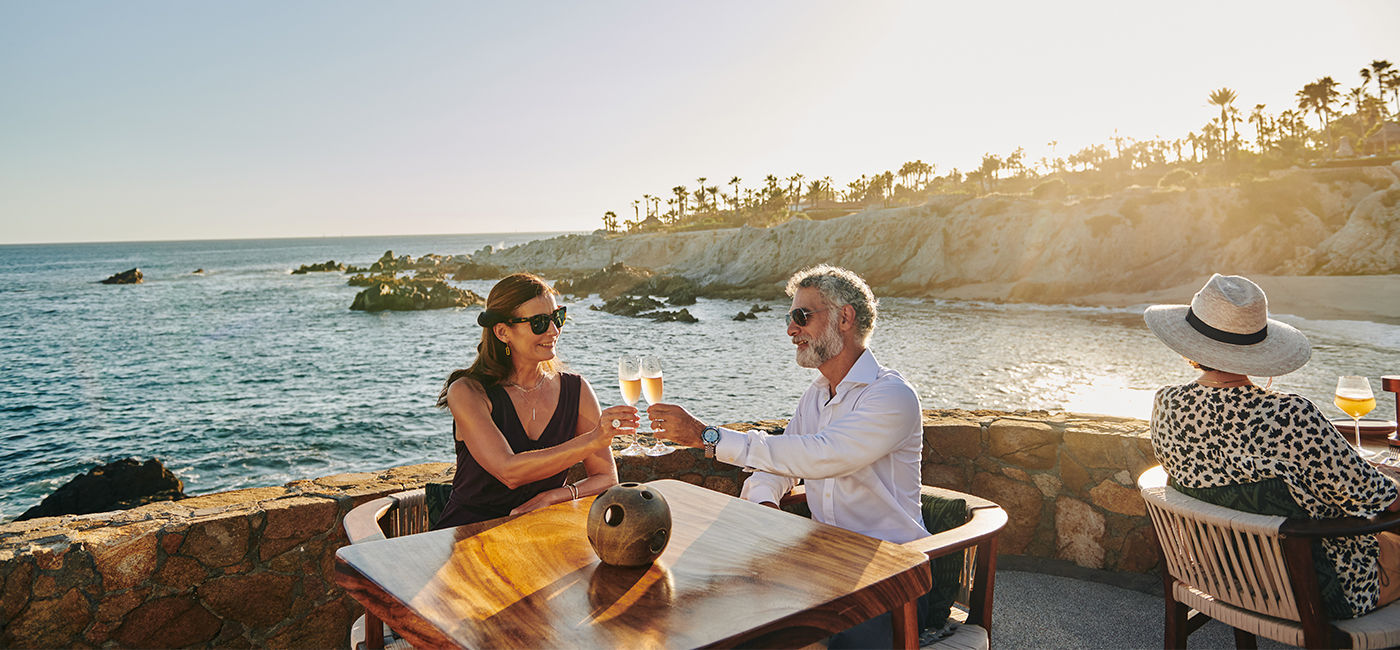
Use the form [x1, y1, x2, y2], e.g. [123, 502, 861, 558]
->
[1143, 274, 1311, 377]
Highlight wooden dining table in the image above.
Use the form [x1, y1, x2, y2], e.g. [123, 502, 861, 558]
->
[334, 479, 933, 649]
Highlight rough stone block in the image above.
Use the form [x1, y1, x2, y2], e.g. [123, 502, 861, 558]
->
[86, 523, 161, 591]
[113, 596, 221, 647]
[95, 587, 149, 623]
[922, 419, 982, 463]
[1, 558, 34, 620]
[198, 572, 296, 628]
[970, 473, 1044, 555]
[154, 555, 207, 590]
[177, 487, 286, 512]
[1060, 453, 1090, 495]
[1119, 525, 1160, 573]
[1031, 473, 1062, 498]
[181, 515, 250, 568]
[264, 597, 350, 649]
[1001, 467, 1030, 483]
[987, 420, 1060, 469]
[921, 463, 967, 491]
[260, 497, 340, 560]
[6, 587, 90, 648]
[1055, 497, 1106, 569]
[1063, 425, 1144, 470]
[1089, 479, 1146, 517]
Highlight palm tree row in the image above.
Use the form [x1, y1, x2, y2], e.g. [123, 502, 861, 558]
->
[603, 58, 1400, 233]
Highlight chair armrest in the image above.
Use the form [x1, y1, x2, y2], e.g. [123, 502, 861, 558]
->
[1280, 509, 1400, 539]
[903, 505, 1008, 558]
[344, 496, 395, 544]
[778, 484, 807, 508]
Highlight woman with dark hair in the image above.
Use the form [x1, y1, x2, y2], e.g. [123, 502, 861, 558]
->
[433, 273, 632, 529]
[1147, 273, 1400, 619]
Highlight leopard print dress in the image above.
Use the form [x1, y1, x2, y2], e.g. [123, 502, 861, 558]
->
[1151, 383, 1398, 617]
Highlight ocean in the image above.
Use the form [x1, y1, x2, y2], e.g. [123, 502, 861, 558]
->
[1, 233, 1396, 521]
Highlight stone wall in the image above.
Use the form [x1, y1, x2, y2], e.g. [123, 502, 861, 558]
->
[0, 410, 1157, 647]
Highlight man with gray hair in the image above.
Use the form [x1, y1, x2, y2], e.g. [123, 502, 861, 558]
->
[651, 264, 928, 644]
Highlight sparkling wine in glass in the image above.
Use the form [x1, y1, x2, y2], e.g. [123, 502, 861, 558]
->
[617, 354, 646, 457]
[639, 355, 675, 456]
[1335, 376, 1376, 448]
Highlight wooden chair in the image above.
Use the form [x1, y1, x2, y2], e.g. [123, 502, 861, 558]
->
[781, 484, 1008, 649]
[343, 488, 431, 650]
[1139, 465, 1400, 649]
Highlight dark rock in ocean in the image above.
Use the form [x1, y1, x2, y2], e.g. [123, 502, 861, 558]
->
[192, 268, 205, 275]
[749, 304, 772, 313]
[557, 262, 654, 299]
[349, 277, 486, 312]
[17, 458, 185, 521]
[733, 311, 756, 321]
[591, 294, 665, 317]
[450, 261, 505, 281]
[291, 260, 346, 274]
[645, 308, 698, 323]
[345, 250, 466, 277]
[347, 273, 397, 287]
[100, 268, 143, 284]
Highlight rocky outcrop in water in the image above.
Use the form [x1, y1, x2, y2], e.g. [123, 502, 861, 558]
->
[471, 165, 1400, 304]
[591, 295, 698, 322]
[346, 250, 467, 276]
[554, 262, 705, 304]
[17, 458, 184, 521]
[291, 260, 345, 274]
[100, 268, 143, 284]
[349, 277, 485, 311]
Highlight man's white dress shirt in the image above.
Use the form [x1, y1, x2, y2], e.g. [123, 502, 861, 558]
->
[713, 349, 928, 543]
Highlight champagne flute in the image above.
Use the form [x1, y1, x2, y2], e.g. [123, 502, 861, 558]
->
[1335, 376, 1376, 449]
[617, 354, 646, 457]
[639, 355, 675, 456]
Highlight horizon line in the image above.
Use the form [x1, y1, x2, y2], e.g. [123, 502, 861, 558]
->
[0, 229, 590, 248]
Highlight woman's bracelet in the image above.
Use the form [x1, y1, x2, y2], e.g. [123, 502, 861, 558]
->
[567, 483, 579, 501]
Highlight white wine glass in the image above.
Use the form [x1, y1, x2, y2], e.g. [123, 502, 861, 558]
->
[639, 355, 675, 456]
[1335, 376, 1376, 449]
[616, 354, 646, 457]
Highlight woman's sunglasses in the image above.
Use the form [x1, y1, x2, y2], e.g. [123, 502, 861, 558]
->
[507, 306, 567, 334]
[785, 307, 832, 327]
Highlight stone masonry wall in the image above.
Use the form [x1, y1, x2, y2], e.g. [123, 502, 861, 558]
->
[0, 410, 1157, 647]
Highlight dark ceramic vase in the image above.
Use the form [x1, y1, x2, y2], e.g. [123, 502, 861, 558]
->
[586, 482, 672, 567]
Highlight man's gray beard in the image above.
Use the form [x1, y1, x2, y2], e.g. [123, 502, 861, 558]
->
[796, 317, 844, 368]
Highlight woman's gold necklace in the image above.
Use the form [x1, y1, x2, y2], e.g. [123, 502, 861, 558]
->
[505, 374, 548, 422]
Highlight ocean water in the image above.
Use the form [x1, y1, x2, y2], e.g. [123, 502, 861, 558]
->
[1, 233, 1396, 521]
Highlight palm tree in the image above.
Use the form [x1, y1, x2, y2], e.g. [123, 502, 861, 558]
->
[787, 173, 804, 210]
[1370, 61, 1393, 101]
[822, 176, 835, 202]
[728, 176, 742, 210]
[631, 200, 640, 223]
[1296, 77, 1340, 149]
[706, 185, 719, 211]
[1249, 104, 1269, 152]
[695, 178, 708, 211]
[672, 186, 688, 220]
[602, 211, 618, 233]
[1208, 87, 1237, 160]
[642, 194, 654, 218]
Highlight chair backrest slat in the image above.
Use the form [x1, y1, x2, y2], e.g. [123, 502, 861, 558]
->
[1142, 485, 1301, 621]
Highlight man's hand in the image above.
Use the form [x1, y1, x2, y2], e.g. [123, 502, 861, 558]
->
[647, 403, 705, 449]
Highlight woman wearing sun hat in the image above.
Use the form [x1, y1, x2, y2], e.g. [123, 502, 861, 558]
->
[1147, 273, 1400, 618]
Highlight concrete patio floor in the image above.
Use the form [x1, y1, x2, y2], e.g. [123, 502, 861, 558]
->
[993, 568, 1289, 649]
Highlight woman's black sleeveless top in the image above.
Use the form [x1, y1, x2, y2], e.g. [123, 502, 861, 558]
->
[434, 373, 581, 529]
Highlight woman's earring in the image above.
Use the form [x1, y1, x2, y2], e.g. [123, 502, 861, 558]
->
[505, 346, 511, 356]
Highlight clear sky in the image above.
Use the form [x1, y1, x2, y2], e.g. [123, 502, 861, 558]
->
[2, 1, 1396, 244]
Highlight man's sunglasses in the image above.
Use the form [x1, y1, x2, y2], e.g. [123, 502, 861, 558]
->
[785, 307, 832, 327]
[507, 306, 567, 334]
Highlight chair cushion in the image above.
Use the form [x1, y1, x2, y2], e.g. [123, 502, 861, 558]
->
[425, 481, 452, 529]
[922, 494, 968, 631]
[1170, 477, 1352, 619]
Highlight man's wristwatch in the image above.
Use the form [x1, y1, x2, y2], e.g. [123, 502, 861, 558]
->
[700, 426, 721, 459]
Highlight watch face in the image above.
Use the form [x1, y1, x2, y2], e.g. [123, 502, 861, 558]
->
[702, 427, 720, 444]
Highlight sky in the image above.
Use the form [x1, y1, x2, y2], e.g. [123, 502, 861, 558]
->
[2, 1, 1397, 244]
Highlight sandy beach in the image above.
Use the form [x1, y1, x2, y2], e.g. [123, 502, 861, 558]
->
[939, 274, 1400, 324]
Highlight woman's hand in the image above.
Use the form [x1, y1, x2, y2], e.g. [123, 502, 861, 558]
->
[598, 405, 640, 446]
[510, 487, 574, 516]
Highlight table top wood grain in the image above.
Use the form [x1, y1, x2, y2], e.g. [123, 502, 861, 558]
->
[335, 479, 932, 649]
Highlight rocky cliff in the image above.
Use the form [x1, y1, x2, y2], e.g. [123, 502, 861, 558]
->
[477, 165, 1400, 303]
